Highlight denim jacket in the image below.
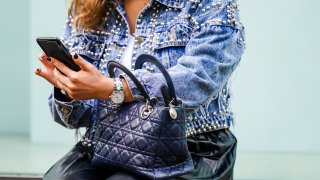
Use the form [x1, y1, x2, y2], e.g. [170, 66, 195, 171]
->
[49, 0, 245, 137]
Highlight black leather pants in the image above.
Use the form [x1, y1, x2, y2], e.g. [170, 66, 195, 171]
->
[43, 129, 237, 180]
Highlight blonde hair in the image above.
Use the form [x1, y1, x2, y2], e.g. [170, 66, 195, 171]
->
[68, 0, 118, 30]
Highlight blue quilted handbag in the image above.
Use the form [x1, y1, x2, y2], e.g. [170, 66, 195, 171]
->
[92, 54, 194, 179]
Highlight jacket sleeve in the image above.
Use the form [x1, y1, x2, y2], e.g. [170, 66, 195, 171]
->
[48, 89, 94, 129]
[123, 0, 246, 108]
[48, 17, 94, 129]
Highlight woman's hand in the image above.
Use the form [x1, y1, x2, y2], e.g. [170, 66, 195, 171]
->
[52, 53, 113, 100]
[35, 53, 59, 88]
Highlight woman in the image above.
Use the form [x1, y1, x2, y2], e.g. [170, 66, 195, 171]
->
[36, 0, 245, 179]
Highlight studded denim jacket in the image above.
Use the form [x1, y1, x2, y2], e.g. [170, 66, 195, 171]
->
[48, 0, 245, 137]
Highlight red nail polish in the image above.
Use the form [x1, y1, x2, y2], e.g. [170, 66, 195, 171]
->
[36, 68, 41, 73]
[47, 57, 51, 61]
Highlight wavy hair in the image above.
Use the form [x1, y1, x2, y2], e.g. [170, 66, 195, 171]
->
[68, 0, 119, 30]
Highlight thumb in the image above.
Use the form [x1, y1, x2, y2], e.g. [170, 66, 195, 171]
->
[72, 53, 90, 71]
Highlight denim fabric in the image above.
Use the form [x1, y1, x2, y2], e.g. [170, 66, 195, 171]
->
[48, 0, 245, 136]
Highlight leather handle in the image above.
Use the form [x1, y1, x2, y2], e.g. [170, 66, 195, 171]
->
[134, 54, 177, 105]
[107, 60, 151, 101]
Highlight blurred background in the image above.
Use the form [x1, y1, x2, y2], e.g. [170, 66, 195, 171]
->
[1, 0, 320, 179]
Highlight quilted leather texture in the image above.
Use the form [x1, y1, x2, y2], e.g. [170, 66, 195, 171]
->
[92, 100, 194, 179]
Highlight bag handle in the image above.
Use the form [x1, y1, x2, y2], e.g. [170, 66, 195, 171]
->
[134, 54, 177, 105]
[107, 60, 151, 101]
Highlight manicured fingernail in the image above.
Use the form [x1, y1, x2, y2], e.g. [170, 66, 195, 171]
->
[41, 54, 45, 59]
[36, 68, 41, 73]
[47, 57, 51, 61]
[74, 53, 78, 59]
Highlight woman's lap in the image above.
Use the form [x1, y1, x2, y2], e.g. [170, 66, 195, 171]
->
[43, 143, 107, 180]
[178, 129, 237, 180]
[43, 129, 236, 180]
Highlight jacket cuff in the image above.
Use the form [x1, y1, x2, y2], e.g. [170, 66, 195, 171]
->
[120, 70, 166, 102]
[53, 89, 83, 128]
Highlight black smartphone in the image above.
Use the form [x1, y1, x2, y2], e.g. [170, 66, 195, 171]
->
[36, 37, 81, 71]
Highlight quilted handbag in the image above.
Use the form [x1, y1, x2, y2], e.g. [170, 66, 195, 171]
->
[92, 54, 194, 179]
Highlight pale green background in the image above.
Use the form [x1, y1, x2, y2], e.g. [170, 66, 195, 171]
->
[1, 0, 320, 178]
[0, 0, 30, 134]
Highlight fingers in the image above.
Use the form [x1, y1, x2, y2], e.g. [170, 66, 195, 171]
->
[35, 52, 54, 79]
[56, 79, 71, 95]
[35, 68, 46, 78]
[71, 53, 93, 71]
[54, 68, 70, 87]
[37, 52, 54, 69]
[52, 58, 74, 77]
[54, 68, 73, 95]
[56, 79, 65, 90]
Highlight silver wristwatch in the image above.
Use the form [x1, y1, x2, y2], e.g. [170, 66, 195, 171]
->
[110, 77, 125, 108]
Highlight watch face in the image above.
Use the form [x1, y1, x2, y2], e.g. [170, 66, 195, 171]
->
[111, 91, 125, 104]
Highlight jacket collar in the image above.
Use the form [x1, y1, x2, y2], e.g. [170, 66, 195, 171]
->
[155, 0, 185, 8]
[116, 0, 185, 13]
